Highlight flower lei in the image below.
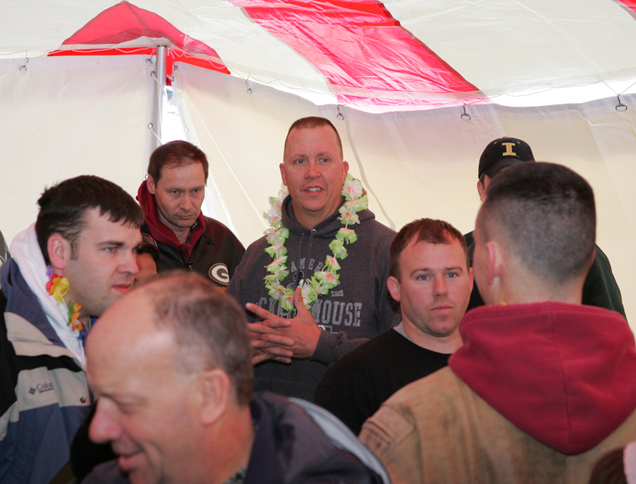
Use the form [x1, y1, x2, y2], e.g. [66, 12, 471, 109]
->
[263, 174, 368, 312]
[46, 268, 83, 332]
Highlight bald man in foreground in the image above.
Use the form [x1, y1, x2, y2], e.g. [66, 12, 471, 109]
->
[82, 272, 386, 484]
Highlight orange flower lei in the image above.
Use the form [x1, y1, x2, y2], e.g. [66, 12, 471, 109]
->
[46, 272, 83, 332]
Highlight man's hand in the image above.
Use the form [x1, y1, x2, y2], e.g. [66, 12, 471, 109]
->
[246, 287, 322, 363]
[248, 322, 294, 364]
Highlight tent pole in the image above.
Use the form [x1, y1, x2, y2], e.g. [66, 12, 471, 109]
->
[150, 45, 168, 152]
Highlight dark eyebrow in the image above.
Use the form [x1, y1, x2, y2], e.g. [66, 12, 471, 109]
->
[97, 241, 125, 248]
[412, 266, 465, 274]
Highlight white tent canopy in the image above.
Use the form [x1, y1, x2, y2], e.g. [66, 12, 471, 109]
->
[1, 0, 634, 322]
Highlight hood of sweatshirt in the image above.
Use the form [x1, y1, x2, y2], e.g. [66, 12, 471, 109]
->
[450, 302, 636, 455]
[137, 179, 205, 259]
[281, 195, 375, 239]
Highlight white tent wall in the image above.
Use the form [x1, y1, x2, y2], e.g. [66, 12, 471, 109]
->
[0, 1, 634, 323]
[0, 55, 153, 245]
[176, 63, 636, 323]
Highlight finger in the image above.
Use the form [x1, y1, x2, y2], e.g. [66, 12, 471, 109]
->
[248, 322, 281, 335]
[293, 287, 310, 315]
[258, 333, 294, 347]
[250, 330, 295, 348]
[246, 302, 277, 320]
[251, 339, 276, 350]
[253, 353, 271, 364]
[253, 353, 291, 365]
[252, 344, 293, 359]
[251, 337, 294, 351]
[271, 356, 292, 364]
[261, 345, 294, 358]
[260, 318, 292, 329]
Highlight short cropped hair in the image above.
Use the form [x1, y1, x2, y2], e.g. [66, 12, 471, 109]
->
[390, 218, 469, 280]
[588, 447, 626, 484]
[35, 175, 144, 265]
[147, 140, 209, 183]
[145, 272, 253, 406]
[478, 162, 595, 285]
[284, 116, 343, 158]
[136, 241, 161, 263]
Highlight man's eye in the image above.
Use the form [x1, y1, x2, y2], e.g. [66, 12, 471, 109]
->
[117, 402, 137, 415]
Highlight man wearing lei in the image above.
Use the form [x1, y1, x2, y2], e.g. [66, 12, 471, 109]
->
[227, 116, 398, 401]
[0, 176, 143, 484]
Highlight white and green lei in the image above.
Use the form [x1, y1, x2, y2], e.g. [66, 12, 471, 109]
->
[263, 174, 368, 312]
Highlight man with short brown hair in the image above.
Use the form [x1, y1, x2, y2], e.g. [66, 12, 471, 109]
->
[0, 175, 143, 484]
[315, 218, 472, 434]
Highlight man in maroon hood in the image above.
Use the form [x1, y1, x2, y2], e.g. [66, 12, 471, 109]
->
[137, 140, 244, 289]
[360, 162, 636, 483]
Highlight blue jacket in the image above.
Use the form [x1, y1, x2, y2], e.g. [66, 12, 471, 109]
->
[0, 260, 91, 484]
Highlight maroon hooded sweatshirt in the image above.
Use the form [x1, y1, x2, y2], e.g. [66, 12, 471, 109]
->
[450, 301, 636, 454]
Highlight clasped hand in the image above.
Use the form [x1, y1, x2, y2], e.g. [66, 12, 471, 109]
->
[246, 287, 322, 364]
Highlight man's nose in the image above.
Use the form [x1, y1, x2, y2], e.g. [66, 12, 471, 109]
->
[179, 195, 194, 211]
[433, 277, 448, 297]
[121, 250, 139, 275]
[304, 160, 320, 178]
[89, 401, 121, 444]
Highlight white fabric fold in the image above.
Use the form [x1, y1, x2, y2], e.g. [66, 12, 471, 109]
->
[9, 223, 86, 366]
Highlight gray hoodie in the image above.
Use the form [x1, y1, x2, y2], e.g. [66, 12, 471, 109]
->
[227, 195, 397, 401]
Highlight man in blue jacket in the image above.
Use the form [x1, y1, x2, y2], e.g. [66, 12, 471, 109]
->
[0, 175, 143, 484]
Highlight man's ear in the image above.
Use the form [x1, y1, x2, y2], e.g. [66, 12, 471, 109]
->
[387, 276, 401, 303]
[486, 241, 503, 286]
[587, 247, 596, 272]
[47, 234, 72, 272]
[477, 179, 487, 203]
[279, 163, 287, 186]
[197, 369, 231, 426]
[146, 175, 157, 195]
[342, 160, 350, 179]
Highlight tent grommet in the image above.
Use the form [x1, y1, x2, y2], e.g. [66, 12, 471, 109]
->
[461, 105, 471, 121]
[616, 95, 628, 111]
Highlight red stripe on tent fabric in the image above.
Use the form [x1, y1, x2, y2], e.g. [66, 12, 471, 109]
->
[616, 0, 636, 10]
[50, 1, 229, 76]
[231, 0, 480, 108]
[49, 47, 229, 79]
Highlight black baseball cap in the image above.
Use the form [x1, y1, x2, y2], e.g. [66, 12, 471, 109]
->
[478, 137, 535, 179]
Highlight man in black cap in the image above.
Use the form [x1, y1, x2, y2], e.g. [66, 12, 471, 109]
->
[464, 137, 625, 316]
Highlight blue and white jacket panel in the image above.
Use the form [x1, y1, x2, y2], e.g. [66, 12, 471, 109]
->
[0, 260, 91, 484]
